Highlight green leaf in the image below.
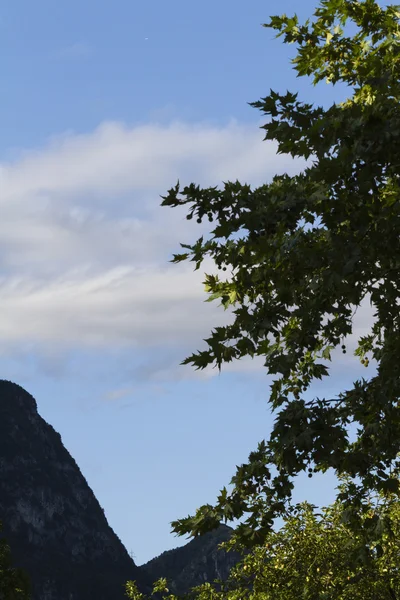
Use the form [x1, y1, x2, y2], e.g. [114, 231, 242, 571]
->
[161, 0, 400, 573]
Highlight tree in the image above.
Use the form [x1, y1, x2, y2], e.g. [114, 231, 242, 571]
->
[126, 478, 400, 599]
[0, 522, 30, 600]
[160, 0, 400, 554]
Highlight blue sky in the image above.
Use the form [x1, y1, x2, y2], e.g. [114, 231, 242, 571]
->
[1, 0, 378, 565]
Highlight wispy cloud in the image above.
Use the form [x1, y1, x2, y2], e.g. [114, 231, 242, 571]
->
[103, 387, 137, 402]
[0, 119, 374, 382]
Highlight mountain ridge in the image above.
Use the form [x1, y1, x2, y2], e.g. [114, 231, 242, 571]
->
[0, 380, 241, 599]
[0, 379, 146, 600]
[141, 524, 240, 595]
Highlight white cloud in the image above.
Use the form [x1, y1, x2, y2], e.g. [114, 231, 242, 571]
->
[1, 120, 297, 202]
[0, 120, 303, 277]
[0, 262, 228, 349]
[0, 119, 375, 382]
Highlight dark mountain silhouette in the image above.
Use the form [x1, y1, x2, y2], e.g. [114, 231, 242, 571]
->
[0, 380, 240, 599]
[141, 524, 241, 595]
[0, 379, 147, 599]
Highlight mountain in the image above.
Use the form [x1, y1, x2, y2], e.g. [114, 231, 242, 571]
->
[0, 380, 242, 599]
[141, 525, 241, 595]
[0, 379, 148, 600]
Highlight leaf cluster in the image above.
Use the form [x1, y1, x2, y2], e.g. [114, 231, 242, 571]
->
[161, 0, 400, 551]
[0, 522, 31, 600]
[126, 481, 400, 599]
